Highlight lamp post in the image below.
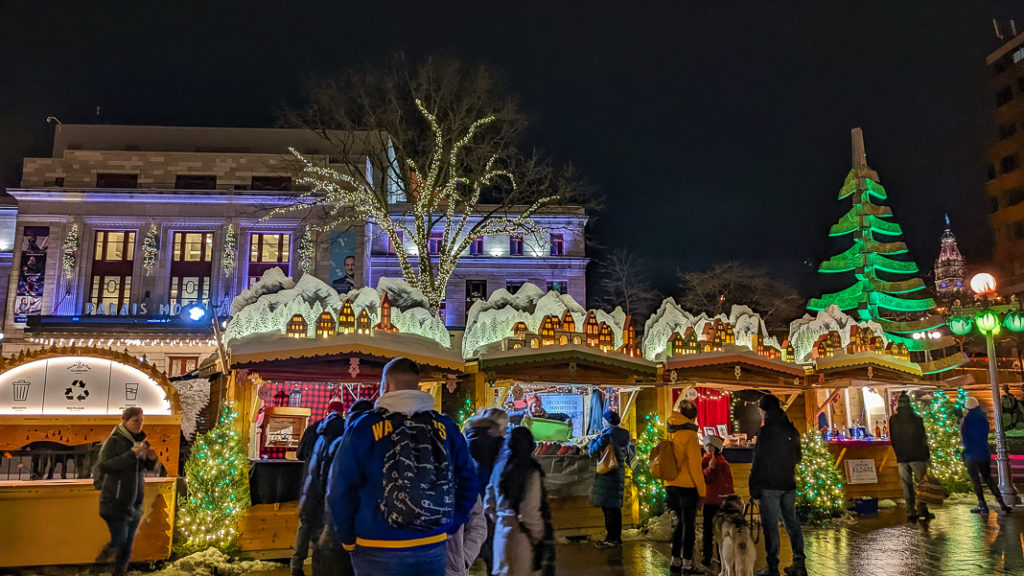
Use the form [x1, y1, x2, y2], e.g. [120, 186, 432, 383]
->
[948, 272, 1023, 506]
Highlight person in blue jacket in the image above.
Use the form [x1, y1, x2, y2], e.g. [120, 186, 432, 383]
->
[961, 396, 1013, 514]
[326, 357, 478, 576]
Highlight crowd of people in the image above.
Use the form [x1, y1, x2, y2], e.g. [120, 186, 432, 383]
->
[85, 365, 1019, 576]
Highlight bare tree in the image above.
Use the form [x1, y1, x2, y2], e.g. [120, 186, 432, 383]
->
[273, 56, 591, 313]
[594, 248, 661, 323]
[677, 261, 804, 332]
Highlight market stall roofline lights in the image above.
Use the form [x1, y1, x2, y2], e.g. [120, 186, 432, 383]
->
[662, 349, 808, 378]
[475, 343, 658, 376]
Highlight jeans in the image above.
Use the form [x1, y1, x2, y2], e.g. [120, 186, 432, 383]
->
[602, 507, 622, 543]
[351, 542, 446, 576]
[103, 511, 142, 573]
[291, 518, 315, 571]
[967, 459, 1006, 508]
[701, 503, 721, 566]
[758, 489, 805, 570]
[897, 461, 929, 515]
[666, 486, 700, 561]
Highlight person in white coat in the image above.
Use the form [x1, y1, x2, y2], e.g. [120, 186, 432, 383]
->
[485, 427, 552, 576]
[446, 497, 488, 576]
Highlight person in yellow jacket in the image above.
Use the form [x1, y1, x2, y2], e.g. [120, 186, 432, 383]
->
[665, 399, 706, 575]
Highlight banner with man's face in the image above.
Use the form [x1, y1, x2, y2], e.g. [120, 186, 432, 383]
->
[330, 230, 357, 295]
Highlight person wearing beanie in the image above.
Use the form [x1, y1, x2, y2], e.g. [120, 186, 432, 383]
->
[700, 434, 733, 572]
[888, 392, 933, 523]
[962, 396, 1013, 514]
[749, 394, 805, 576]
[463, 407, 509, 575]
[665, 399, 706, 575]
[588, 409, 633, 548]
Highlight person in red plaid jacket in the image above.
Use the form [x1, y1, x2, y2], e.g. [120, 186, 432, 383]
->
[700, 435, 734, 572]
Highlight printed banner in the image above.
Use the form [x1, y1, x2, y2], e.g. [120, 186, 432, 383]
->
[330, 230, 358, 294]
[14, 226, 49, 326]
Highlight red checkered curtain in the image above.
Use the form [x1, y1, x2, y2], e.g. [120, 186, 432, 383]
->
[259, 380, 378, 459]
[696, 387, 731, 434]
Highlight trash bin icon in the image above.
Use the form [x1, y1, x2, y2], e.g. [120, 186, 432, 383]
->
[12, 380, 30, 402]
[125, 382, 139, 401]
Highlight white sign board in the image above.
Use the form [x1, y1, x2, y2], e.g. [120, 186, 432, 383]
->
[845, 458, 878, 484]
[536, 393, 585, 437]
[0, 356, 171, 415]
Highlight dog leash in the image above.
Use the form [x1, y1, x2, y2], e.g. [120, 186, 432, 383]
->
[742, 499, 762, 544]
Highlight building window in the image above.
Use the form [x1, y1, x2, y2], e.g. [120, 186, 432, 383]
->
[465, 280, 487, 322]
[90, 230, 136, 310]
[1000, 122, 1019, 140]
[993, 196, 1002, 213]
[470, 237, 484, 255]
[1015, 221, 1024, 240]
[248, 233, 290, 286]
[1006, 189, 1024, 208]
[547, 280, 567, 294]
[998, 86, 1014, 107]
[170, 232, 213, 308]
[388, 231, 404, 254]
[428, 232, 443, 255]
[506, 280, 525, 293]
[96, 173, 138, 188]
[509, 234, 524, 256]
[1015, 46, 1024, 64]
[167, 356, 199, 378]
[252, 176, 292, 191]
[549, 233, 564, 256]
[1002, 154, 1020, 174]
[175, 174, 217, 190]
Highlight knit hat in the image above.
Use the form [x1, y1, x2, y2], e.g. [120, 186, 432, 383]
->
[603, 410, 621, 426]
[965, 396, 980, 410]
[347, 399, 374, 418]
[327, 397, 345, 415]
[704, 435, 725, 452]
[759, 393, 781, 412]
[677, 399, 697, 420]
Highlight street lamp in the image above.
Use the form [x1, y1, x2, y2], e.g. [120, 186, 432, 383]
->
[181, 303, 230, 372]
[948, 273, 1023, 506]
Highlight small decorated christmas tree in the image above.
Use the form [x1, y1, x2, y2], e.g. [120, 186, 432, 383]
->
[795, 430, 846, 522]
[175, 402, 250, 554]
[455, 395, 474, 429]
[918, 389, 971, 493]
[633, 413, 667, 522]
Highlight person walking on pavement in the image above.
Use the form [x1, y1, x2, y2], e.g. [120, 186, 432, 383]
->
[588, 409, 634, 548]
[665, 399, 706, 575]
[485, 426, 555, 576]
[961, 396, 1013, 515]
[291, 398, 347, 576]
[888, 392, 935, 523]
[94, 407, 159, 576]
[700, 435, 734, 572]
[749, 394, 806, 576]
[464, 407, 510, 575]
[326, 358, 479, 576]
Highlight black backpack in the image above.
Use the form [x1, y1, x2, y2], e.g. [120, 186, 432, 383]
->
[377, 409, 455, 531]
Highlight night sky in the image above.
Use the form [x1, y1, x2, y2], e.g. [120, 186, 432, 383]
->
[1, 1, 1020, 300]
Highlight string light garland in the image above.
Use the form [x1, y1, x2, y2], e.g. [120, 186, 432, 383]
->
[222, 223, 237, 278]
[633, 413, 667, 522]
[912, 389, 971, 493]
[61, 223, 79, 280]
[26, 336, 216, 348]
[796, 430, 846, 522]
[175, 402, 250, 554]
[455, 396, 474, 429]
[142, 224, 160, 276]
[298, 227, 315, 275]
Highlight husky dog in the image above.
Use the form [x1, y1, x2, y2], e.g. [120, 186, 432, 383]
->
[713, 494, 755, 576]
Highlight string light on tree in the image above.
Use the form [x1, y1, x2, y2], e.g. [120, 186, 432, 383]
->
[912, 389, 971, 493]
[633, 413, 667, 522]
[142, 224, 160, 276]
[795, 430, 845, 522]
[298, 227, 315, 275]
[222, 223, 237, 278]
[61, 223, 79, 280]
[174, 402, 250, 553]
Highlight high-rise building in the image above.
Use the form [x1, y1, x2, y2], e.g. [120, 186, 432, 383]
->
[986, 23, 1024, 292]
[934, 215, 969, 307]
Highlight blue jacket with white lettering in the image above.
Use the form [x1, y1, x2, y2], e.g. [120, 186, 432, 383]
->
[326, 390, 478, 551]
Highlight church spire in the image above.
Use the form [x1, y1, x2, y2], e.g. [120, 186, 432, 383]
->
[935, 215, 967, 305]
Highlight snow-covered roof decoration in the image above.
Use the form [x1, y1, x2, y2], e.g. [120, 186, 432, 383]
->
[642, 299, 781, 362]
[787, 305, 888, 364]
[225, 272, 450, 348]
[462, 282, 627, 359]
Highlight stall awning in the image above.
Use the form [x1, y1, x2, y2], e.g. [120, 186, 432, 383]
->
[813, 351, 922, 380]
[661, 350, 809, 390]
[475, 344, 659, 383]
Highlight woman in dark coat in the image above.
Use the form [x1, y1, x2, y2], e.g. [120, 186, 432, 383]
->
[588, 410, 633, 547]
[95, 407, 158, 576]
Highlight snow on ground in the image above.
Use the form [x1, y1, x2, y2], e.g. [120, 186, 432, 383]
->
[877, 499, 897, 508]
[128, 548, 279, 576]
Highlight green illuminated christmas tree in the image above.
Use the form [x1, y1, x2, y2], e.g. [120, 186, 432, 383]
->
[795, 431, 846, 522]
[807, 128, 957, 368]
[175, 402, 250, 554]
[633, 413, 667, 523]
[916, 389, 971, 494]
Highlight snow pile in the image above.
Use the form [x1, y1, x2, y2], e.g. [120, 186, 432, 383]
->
[170, 377, 211, 440]
[461, 282, 625, 358]
[621, 512, 674, 542]
[877, 499, 898, 509]
[225, 272, 449, 348]
[128, 548, 278, 576]
[642, 299, 778, 361]
[788, 305, 887, 363]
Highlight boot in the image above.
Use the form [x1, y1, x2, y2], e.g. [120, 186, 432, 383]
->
[970, 504, 990, 514]
[784, 563, 808, 576]
[670, 557, 683, 576]
[995, 495, 1014, 514]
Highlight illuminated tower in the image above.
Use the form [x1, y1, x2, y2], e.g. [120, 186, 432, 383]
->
[934, 215, 968, 306]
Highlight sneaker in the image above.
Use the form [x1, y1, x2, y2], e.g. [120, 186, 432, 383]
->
[595, 539, 618, 548]
[1001, 505, 1014, 514]
[970, 505, 991, 514]
[670, 557, 683, 576]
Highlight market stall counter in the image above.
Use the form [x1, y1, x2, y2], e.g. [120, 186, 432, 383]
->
[826, 439, 902, 500]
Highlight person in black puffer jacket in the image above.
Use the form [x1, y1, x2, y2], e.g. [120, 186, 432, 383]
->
[95, 407, 158, 576]
[588, 410, 633, 548]
[888, 393, 933, 522]
[463, 408, 509, 576]
[749, 394, 805, 576]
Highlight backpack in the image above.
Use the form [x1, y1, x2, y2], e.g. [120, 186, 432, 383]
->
[648, 439, 679, 481]
[378, 410, 455, 531]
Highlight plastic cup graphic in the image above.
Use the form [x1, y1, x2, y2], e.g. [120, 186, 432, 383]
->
[125, 382, 139, 401]
[12, 380, 30, 402]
